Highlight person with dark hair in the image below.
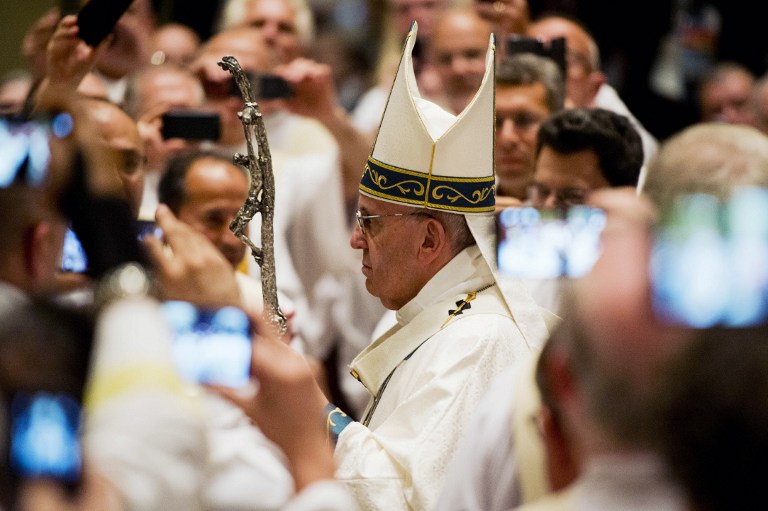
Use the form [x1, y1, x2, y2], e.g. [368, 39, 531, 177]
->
[527, 14, 658, 170]
[527, 107, 644, 208]
[158, 149, 283, 315]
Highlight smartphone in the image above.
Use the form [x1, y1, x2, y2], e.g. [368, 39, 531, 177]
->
[0, 116, 52, 189]
[61, 227, 89, 273]
[162, 301, 253, 387]
[497, 206, 606, 279]
[76, 0, 133, 47]
[506, 35, 567, 78]
[230, 74, 295, 100]
[161, 110, 221, 141]
[9, 391, 82, 483]
[651, 188, 768, 328]
[135, 219, 163, 240]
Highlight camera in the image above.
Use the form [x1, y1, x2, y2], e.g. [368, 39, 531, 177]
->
[506, 35, 567, 78]
[161, 110, 221, 141]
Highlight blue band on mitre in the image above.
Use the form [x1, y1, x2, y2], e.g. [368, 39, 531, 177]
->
[324, 403, 354, 444]
[360, 157, 496, 213]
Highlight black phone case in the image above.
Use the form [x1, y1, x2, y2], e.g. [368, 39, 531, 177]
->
[76, 0, 134, 47]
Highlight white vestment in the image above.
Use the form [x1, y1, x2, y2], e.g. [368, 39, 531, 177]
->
[334, 245, 546, 510]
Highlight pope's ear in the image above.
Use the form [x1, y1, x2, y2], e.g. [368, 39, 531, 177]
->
[419, 216, 448, 259]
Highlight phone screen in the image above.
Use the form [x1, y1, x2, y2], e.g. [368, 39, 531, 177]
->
[651, 188, 768, 328]
[135, 219, 163, 241]
[0, 116, 52, 189]
[9, 392, 82, 483]
[162, 301, 252, 387]
[497, 206, 606, 279]
[61, 228, 89, 273]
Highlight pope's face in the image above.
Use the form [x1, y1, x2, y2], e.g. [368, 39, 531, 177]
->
[350, 195, 427, 310]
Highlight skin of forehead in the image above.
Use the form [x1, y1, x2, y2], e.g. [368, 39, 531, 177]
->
[528, 18, 595, 64]
[203, 28, 274, 69]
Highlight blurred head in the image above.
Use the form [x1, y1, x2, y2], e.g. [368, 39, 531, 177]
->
[95, 0, 155, 79]
[430, 8, 492, 115]
[642, 123, 768, 210]
[751, 73, 768, 135]
[159, 151, 248, 267]
[698, 62, 756, 125]
[76, 99, 145, 215]
[124, 64, 206, 171]
[0, 299, 95, 509]
[495, 53, 564, 199]
[0, 185, 67, 295]
[534, 189, 690, 462]
[0, 70, 32, 117]
[0, 117, 72, 294]
[218, 0, 313, 63]
[150, 22, 201, 67]
[653, 326, 768, 511]
[388, 0, 448, 41]
[529, 108, 643, 208]
[192, 27, 278, 147]
[527, 15, 605, 108]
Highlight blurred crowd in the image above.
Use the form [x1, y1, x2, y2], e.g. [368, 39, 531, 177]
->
[2, 0, 768, 510]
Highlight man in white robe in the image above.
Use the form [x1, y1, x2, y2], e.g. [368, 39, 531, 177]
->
[221, 22, 552, 511]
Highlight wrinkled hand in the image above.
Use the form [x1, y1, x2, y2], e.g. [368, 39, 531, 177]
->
[276, 58, 338, 121]
[143, 204, 243, 308]
[474, 0, 530, 36]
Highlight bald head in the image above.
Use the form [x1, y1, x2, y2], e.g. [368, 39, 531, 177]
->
[430, 8, 492, 114]
[77, 99, 145, 215]
[527, 16, 604, 108]
[193, 27, 277, 146]
[643, 123, 768, 209]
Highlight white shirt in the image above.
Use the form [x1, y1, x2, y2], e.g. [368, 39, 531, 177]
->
[514, 453, 687, 511]
[334, 246, 541, 510]
[83, 296, 208, 510]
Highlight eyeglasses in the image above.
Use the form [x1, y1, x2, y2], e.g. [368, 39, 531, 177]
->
[526, 183, 589, 209]
[355, 210, 431, 235]
[496, 111, 544, 133]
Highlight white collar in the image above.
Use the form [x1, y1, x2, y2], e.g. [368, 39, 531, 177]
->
[396, 244, 494, 326]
